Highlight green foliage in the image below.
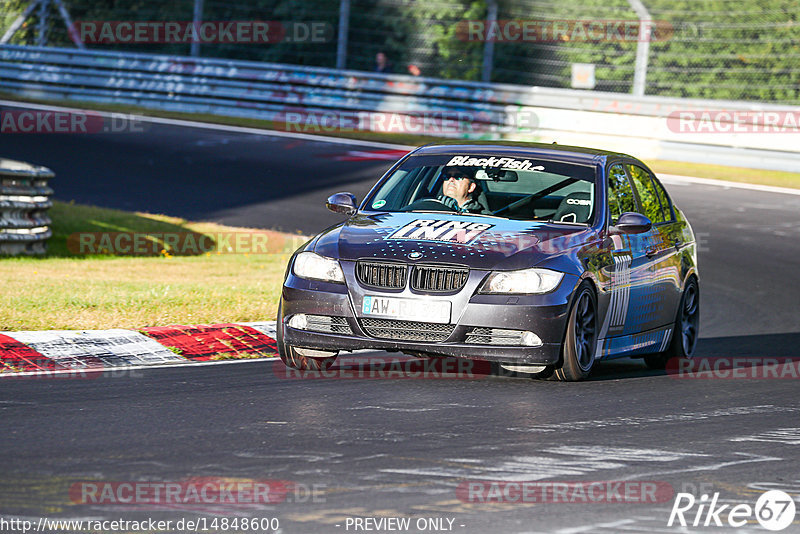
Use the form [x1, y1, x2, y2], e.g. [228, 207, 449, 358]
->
[406, 1, 485, 80]
[212, 0, 340, 66]
[344, 0, 484, 79]
[642, 0, 800, 101]
[2, 0, 38, 44]
[542, 0, 800, 100]
[0, 0, 796, 102]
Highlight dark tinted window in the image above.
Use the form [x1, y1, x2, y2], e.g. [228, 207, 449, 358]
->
[367, 154, 596, 222]
[627, 164, 666, 224]
[651, 177, 674, 222]
[607, 164, 636, 224]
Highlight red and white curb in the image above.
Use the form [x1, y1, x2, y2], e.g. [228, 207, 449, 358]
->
[0, 321, 278, 377]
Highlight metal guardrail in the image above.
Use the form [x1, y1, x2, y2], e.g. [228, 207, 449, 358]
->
[0, 44, 512, 128]
[0, 158, 54, 255]
[1, 44, 792, 118]
[0, 44, 798, 171]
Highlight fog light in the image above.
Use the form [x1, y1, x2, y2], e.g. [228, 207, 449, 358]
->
[521, 331, 543, 347]
[288, 314, 308, 330]
[500, 364, 547, 374]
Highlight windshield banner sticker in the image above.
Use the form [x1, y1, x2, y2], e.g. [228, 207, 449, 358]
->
[388, 219, 493, 244]
[446, 155, 544, 171]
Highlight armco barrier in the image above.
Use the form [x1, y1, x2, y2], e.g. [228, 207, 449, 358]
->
[1, 44, 798, 171]
[0, 158, 54, 255]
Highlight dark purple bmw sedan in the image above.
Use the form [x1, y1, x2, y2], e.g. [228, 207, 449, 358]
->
[277, 142, 699, 381]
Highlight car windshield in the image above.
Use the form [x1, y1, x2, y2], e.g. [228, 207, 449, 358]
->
[365, 153, 597, 224]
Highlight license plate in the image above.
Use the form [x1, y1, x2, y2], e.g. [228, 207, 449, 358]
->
[362, 296, 451, 324]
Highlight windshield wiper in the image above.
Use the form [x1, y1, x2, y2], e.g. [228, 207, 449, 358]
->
[407, 210, 512, 220]
[456, 211, 509, 220]
[546, 219, 589, 226]
[406, 209, 454, 214]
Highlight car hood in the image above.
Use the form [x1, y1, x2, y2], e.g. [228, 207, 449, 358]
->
[312, 211, 595, 271]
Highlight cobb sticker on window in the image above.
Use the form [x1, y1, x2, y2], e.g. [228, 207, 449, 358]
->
[446, 155, 544, 171]
[389, 219, 493, 244]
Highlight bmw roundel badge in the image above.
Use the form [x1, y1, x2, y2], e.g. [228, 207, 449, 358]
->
[408, 251, 423, 260]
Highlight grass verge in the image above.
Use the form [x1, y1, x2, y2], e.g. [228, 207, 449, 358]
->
[3, 92, 799, 189]
[646, 160, 800, 189]
[0, 201, 303, 331]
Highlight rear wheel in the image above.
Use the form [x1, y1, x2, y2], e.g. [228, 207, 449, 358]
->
[551, 282, 598, 382]
[644, 277, 699, 370]
[276, 300, 338, 371]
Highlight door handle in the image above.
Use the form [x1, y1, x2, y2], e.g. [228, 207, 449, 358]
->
[645, 246, 658, 257]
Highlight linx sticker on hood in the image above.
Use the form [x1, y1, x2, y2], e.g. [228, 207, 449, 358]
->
[388, 219, 493, 244]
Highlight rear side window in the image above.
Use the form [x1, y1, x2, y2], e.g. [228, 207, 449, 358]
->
[651, 177, 675, 222]
[627, 164, 666, 224]
[607, 164, 636, 224]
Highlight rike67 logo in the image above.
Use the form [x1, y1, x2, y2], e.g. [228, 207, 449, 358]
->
[668, 490, 796, 531]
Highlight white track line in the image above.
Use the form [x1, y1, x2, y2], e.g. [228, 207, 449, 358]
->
[0, 355, 278, 378]
[2, 99, 798, 196]
[660, 173, 800, 197]
[0, 99, 412, 150]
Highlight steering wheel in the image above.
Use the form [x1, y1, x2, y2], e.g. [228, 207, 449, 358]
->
[401, 198, 457, 212]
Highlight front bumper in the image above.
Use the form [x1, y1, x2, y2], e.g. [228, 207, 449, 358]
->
[279, 271, 576, 365]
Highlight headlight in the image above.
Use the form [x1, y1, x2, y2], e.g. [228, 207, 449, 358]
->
[479, 268, 563, 294]
[292, 252, 345, 283]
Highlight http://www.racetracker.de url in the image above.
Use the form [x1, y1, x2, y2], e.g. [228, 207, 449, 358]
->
[0, 516, 282, 533]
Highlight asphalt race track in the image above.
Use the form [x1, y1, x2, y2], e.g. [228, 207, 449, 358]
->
[0, 114, 401, 234]
[2, 115, 800, 533]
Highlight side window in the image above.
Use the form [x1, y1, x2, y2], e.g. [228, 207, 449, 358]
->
[627, 164, 666, 224]
[607, 163, 636, 224]
[651, 176, 675, 222]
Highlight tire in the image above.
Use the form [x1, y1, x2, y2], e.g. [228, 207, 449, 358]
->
[551, 282, 598, 382]
[644, 276, 700, 370]
[276, 300, 338, 371]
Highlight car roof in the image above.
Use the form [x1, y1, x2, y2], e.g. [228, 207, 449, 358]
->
[411, 140, 638, 166]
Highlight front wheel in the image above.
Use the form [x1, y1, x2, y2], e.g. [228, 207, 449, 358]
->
[551, 282, 598, 381]
[276, 300, 338, 371]
[644, 277, 699, 369]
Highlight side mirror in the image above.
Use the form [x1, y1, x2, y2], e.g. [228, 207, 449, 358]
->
[326, 192, 358, 216]
[610, 212, 652, 235]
